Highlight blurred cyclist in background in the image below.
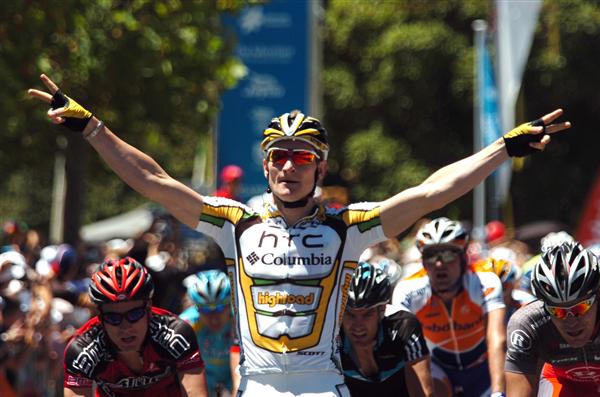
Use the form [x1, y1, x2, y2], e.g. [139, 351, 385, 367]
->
[215, 165, 244, 201]
[392, 217, 506, 397]
[63, 257, 207, 397]
[180, 270, 237, 396]
[519, 231, 575, 295]
[470, 256, 534, 322]
[506, 241, 600, 396]
[341, 262, 433, 396]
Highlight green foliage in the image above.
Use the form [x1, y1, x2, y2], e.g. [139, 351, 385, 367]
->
[342, 123, 428, 200]
[324, 0, 600, 230]
[0, 0, 243, 231]
[323, 0, 488, 217]
[511, 0, 600, 227]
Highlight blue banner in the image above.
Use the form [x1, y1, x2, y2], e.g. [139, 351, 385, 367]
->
[217, 0, 312, 202]
[477, 33, 511, 217]
[478, 40, 501, 147]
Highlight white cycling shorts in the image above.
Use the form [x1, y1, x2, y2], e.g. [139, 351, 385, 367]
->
[236, 372, 350, 396]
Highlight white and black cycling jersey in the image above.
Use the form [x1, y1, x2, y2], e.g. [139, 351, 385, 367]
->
[195, 196, 387, 376]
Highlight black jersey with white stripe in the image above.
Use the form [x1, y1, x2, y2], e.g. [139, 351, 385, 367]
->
[341, 309, 429, 395]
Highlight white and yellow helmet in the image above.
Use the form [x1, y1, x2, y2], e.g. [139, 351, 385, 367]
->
[261, 110, 329, 159]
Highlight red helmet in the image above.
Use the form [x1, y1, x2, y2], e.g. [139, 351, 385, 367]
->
[486, 220, 506, 244]
[89, 257, 154, 304]
[220, 165, 244, 184]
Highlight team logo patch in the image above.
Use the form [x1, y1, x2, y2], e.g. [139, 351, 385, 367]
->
[246, 252, 259, 265]
[566, 366, 600, 382]
[510, 329, 532, 352]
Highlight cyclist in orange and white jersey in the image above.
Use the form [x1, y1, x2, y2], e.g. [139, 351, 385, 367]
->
[29, 74, 569, 396]
[390, 218, 506, 397]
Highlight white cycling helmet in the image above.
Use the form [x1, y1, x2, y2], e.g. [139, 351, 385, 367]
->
[416, 217, 469, 253]
[586, 242, 600, 259]
[531, 241, 600, 305]
[540, 231, 574, 253]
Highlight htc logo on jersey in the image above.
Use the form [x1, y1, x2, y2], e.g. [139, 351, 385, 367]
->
[258, 230, 325, 248]
[258, 291, 315, 307]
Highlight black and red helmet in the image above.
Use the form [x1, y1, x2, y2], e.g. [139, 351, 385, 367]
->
[89, 257, 154, 304]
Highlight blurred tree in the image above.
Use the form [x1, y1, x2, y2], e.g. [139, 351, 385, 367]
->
[0, 0, 243, 242]
[322, 0, 487, 212]
[513, 0, 600, 229]
[323, 0, 599, 233]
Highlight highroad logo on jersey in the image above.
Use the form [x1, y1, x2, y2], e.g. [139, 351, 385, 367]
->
[257, 291, 315, 307]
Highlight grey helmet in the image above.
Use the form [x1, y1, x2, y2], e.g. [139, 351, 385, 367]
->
[531, 241, 600, 305]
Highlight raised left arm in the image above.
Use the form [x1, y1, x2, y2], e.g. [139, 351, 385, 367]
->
[486, 307, 507, 395]
[380, 109, 570, 237]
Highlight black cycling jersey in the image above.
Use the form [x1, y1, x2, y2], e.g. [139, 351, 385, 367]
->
[64, 307, 203, 397]
[341, 309, 429, 396]
[506, 300, 600, 383]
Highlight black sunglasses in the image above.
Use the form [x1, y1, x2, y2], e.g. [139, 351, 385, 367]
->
[423, 250, 461, 266]
[101, 305, 148, 326]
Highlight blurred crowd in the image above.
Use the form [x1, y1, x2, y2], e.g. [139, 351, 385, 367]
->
[0, 216, 226, 397]
[2, 210, 598, 397]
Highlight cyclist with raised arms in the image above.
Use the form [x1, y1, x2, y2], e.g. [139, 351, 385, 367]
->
[180, 270, 237, 396]
[63, 257, 207, 397]
[506, 241, 600, 396]
[390, 218, 507, 397]
[341, 262, 433, 396]
[29, 74, 569, 396]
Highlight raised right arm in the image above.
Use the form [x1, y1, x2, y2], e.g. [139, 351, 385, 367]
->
[83, 117, 204, 228]
[28, 74, 204, 229]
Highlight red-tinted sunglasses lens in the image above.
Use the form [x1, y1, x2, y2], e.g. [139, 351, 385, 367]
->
[268, 149, 317, 165]
[546, 296, 595, 319]
[292, 151, 317, 165]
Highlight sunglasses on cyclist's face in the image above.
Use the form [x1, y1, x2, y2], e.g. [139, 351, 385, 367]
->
[101, 305, 148, 326]
[267, 148, 320, 166]
[546, 295, 596, 320]
[197, 303, 229, 315]
[422, 250, 461, 267]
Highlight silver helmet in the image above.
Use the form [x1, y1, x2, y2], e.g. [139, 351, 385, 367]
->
[531, 241, 600, 305]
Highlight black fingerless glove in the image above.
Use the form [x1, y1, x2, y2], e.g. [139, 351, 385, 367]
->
[50, 91, 93, 132]
[502, 118, 546, 157]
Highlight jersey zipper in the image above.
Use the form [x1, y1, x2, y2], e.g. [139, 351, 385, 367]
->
[439, 296, 463, 370]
